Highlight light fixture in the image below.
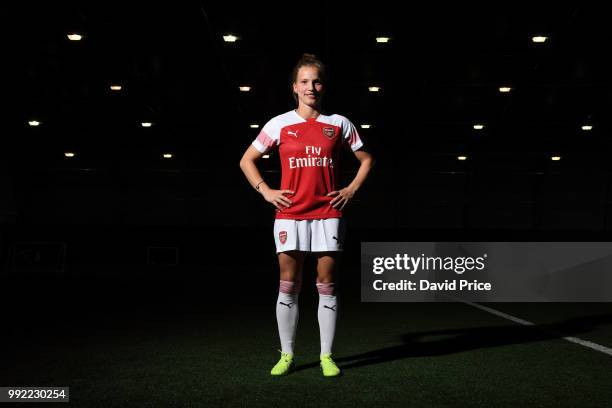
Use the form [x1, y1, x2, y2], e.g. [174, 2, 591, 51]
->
[67, 33, 83, 41]
[457, 155, 468, 161]
[64, 152, 75, 158]
[376, 37, 390, 43]
[162, 153, 173, 159]
[110, 85, 122, 91]
[551, 156, 562, 161]
[582, 125, 593, 131]
[28, 120, 41, 127]
[499, 86, 512, 93]
[473, 124, 485, 130]
[250, 124, 260, 129]
[239, 86, 251, 92]
[141, 122, 153, 128]
[360, 124, 372, 129]
[531, 36, 548, 43]
[263, 155, 270, 159]
[223, 34, 238, 42]
[368, 86, 381, 92]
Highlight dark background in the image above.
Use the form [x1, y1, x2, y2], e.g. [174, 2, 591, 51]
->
[3, 6, 612, 405]
[3, 3, 612, 282]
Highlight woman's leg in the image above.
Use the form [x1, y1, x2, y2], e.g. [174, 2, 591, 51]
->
[315, 252, 339, 357]
[276, 250, 306, 355]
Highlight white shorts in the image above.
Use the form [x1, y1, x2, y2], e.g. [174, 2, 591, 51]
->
[273, 218, 346, 253]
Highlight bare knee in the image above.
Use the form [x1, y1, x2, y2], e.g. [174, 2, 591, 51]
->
[316, 253, 338, 283]
[278, 251, 306, 282]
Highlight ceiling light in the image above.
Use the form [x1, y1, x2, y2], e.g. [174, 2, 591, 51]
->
[368, 86, 381, 92]
[162, 153, 173, 159]
[376, 37, 390, 43]
[67, 33, 82, 41]
[239, 86, 251, 92]
[64, 152, 75, 158]
[28, 120, 40, 127]
[473, 124, 484, 130]
[499, 86, 512, 93]
[223, 34, 238, 42]
[531, 36, 548, 43]
[581, 125, 593, 131]
[551, 156, 561, 161]
[457, 155, 468, 161]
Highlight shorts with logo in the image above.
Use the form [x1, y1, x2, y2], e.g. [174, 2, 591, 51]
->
[273, 218, 346, 253]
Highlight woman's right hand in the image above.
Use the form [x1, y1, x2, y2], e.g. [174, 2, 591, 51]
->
[261, 188, 295, 211]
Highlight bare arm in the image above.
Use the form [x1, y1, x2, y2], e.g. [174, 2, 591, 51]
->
[327, 149, 375, 210]
[239, 145, 295, 211]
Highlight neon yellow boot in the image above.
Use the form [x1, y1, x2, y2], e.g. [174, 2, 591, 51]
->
[271, 351, 294, 376]
[320, 353, 341, 377]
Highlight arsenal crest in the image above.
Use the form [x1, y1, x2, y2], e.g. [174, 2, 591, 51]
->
[323, 127, 335, 139]
[279, 231, 287, 244]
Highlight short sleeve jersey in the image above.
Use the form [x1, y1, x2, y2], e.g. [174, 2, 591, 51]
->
[252, 110, 363, 220]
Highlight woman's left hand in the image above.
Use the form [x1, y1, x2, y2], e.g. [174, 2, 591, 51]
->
[327, 187, 356, 211]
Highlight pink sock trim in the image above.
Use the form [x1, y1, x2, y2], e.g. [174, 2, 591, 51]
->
[316, 282, 335, 296]
[279, 280, 301, 294]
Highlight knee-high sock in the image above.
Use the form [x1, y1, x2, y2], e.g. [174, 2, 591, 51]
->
[317, 282, 337, 356]
[276, 280, 300, 354]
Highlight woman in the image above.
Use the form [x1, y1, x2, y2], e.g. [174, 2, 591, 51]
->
[239, 54, 374, 377]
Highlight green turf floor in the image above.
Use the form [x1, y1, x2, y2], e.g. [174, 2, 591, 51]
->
[3, 283, 612, 408]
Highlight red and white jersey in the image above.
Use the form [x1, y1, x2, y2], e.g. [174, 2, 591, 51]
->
[252, 110, 363, 220]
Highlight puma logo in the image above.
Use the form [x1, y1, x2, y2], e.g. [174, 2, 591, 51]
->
[288, 130, 299, 138]
[279, 302, 294, 308]
[324, 305, 337, 312]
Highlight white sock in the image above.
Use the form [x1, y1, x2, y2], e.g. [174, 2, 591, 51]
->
[276, 290, 299, 355]
[317, 283, 337, 357]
